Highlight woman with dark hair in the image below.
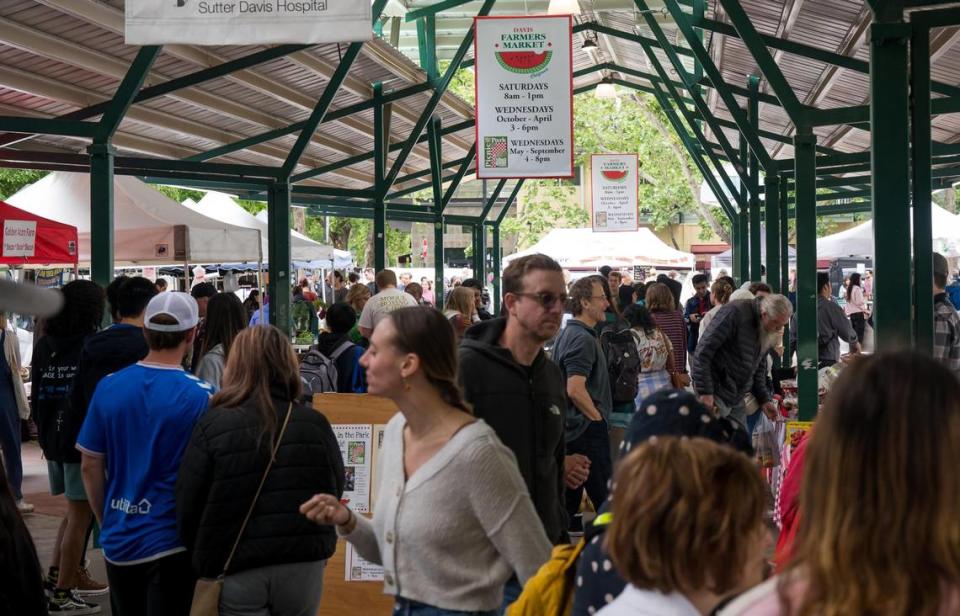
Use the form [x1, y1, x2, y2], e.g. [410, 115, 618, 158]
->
[646, 282, 688, 383]
[0, 312, 29, 514]
[0, 463, 47, 615]
[195, 292, 247, 388]
[623, 304, 674, 404]
[723, 351, 960, 615]
[844, 271, 867, 344]
[177, 325, 344, 616]
[300, 306, 551, 615]
[30, 280, 105, 613]
[618, 284, 637, 310]
[242, 289, 260, 324]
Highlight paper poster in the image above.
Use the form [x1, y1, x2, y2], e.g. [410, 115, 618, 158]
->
[591, 154, 639, 232]
[785, 421, 814, 445]
[125, 0, 371, 45]
[333, 424, 372, 513]
[369, 424, 387, 507]
[345, 543, 384, 582]
[3, 220, 37, 257]
[474, 15, 574, 179]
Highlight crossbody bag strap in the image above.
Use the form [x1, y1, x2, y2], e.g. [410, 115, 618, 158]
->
[220, 401, 294, 575]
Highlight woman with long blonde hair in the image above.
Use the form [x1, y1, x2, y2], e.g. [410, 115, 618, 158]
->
[176, 325, 344, 616]
[443, 286, 478, 339]
[722, 351, 960, 616]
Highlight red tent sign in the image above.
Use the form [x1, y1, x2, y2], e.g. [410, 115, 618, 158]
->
[3, 220, 36, 258]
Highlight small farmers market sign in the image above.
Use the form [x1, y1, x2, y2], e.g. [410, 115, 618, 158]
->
[125, 0, 371, 45]
[591, 154, 639, 232]
[3, 219, 37, 258]
[474, 15, 574, 179]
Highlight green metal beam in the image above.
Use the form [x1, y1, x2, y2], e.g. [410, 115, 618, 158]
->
[748, 77, 763, 281]
[429, 116, 446, 303]
[374, 81, 388, 271]
[267, 181, 292, 333]
[89, 143, 115, 290]
[417, 14, 440, 82]
[780, 179, 791, 367]
[405, 0, 473, 21]
[479, 179, 508, 222]
[441, 144, 479, 211]
[716, 0, 806, 125]
[652, 0, 773, 171]
[794, 132, 818, 421]
[0, 117, 98, 138]
[912, 24, 934, 355]
[97, 46, 163, 141]
[871, 19, 913, 351]
[380, 0, 495, 200]
[765, 174, 782, 293]
[573, 22, 696, 59]
[737, 132, 749, 281]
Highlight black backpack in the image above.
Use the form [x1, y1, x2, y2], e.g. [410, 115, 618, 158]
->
[300, 340, 354, 395]
[600, 328, 642, 404]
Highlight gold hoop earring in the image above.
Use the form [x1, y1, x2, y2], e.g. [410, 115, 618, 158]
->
[402, 376, 411, 391]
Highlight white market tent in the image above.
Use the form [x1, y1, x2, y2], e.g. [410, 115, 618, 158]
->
[184, 191, 334, 263]
[711, 226, 797, 271]
[7, 172, 261, 265]
[503, 227, 695, 269]
[816, 204, 960, 260]
[252, 210, 353, 269]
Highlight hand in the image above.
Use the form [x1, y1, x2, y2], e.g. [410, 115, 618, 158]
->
[300, 493, 351, 526]
[699, 394, 715, 411]
[851, 342, 862, 354]
[564, 454, 590, 489]
[774, 345, 785, 358]
[690, 313, 700, 323]
[762, 401, 779, 420]
[583, 407, 603, 422]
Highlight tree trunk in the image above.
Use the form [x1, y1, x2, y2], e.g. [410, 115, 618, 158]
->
[636, 96, 731, 244]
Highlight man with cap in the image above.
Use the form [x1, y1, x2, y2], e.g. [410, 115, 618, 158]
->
[933, 252, 960, 373]
[189, 282, 217, 372]
[77, 292, 213, 615]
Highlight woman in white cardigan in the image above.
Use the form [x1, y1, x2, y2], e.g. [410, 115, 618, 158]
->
[0, 312, 31, 512]
[301, 306, 551, 616]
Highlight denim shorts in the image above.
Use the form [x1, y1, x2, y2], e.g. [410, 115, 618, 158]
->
[47, 461, 87, 501]
[394, 597, 498, 616]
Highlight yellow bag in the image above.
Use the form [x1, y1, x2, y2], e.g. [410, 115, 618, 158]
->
[506, 540, 586, 616]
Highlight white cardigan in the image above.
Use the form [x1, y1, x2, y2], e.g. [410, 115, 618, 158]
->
[341, 414, 551, 611]
[597, 585, 703, 616]
[2, 327, 29, 419]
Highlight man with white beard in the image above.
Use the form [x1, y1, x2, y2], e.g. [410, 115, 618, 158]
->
[690, 294, 793, 432]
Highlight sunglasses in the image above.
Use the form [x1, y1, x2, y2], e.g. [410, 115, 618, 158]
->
[514, 291, 568, 307]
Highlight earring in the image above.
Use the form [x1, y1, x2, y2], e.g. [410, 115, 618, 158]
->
[402, 376, 411, 391]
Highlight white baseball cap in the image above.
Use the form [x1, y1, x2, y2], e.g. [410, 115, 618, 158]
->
[144, 292, 199, 332]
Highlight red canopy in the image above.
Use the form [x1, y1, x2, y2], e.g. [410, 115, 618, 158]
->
[1, 200, 78, 266]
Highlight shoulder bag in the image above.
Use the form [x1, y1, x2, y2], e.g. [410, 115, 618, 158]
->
[189, 402, 294, 616]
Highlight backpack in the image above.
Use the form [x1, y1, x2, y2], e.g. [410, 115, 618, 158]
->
[299, 340, 354, 395]
[505, 539, 585, 616]
[600, 328, 642, 404]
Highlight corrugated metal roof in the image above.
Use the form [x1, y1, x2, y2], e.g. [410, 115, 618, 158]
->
[0, 0, 476, 192]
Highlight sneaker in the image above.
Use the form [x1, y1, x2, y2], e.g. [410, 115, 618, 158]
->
[16, 499, 34, 513]
[74, 565, 109, 597]
[48, 589, 101, 614]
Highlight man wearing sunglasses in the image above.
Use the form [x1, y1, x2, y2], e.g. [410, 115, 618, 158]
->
[459, 254, 588, 610]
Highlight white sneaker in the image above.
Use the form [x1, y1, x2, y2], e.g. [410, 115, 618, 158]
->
[16, 499, 34, 513]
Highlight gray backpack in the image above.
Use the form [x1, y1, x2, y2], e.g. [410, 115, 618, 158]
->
[299, 340, 353, 395]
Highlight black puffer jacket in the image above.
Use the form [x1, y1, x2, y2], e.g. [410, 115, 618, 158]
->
[176, 396, 345, 578]
[691, 298, 771, 407]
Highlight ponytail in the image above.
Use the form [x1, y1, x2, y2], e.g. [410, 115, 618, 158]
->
[430, 376, 473, 415]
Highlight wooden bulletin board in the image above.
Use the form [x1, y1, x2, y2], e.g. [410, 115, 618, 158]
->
[313, 393, 398, 616]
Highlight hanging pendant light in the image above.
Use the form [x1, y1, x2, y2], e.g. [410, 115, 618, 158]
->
[547, 0, 581, 15]
[595, 76, 617, 99]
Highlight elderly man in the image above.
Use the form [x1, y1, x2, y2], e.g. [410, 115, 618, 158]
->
[691, 293, 793, 430]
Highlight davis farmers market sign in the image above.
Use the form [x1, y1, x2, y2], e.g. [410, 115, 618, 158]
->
[474, 16, 574, 179]
[591, 154, 639, 232]
[126, 0, 371, 45]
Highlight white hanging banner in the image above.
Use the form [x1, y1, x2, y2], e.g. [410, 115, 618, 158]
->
[474, 16, 574, 179]
[3, 220, 37, 258]
[125, 0, 371, 45]
[591, 154, 639, 232]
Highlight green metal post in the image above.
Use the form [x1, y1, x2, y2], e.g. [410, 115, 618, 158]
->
[871, 19, 913, 351]
[88, 143, 116, 289]
[738, 132, 750, 283]
[428, 117, 445, 303]
[780, 180, 792, 367]
[373, 82, 387, 271]
[748, 78, 762, 281]
[795, 132, 818, 421]
[473, 224, 485, 283]
[912, 27, 934, 354]
[417, 15, 440, 82]
[492, 224, 502, 314]
[765, 174, 782, 293]
[267, 181, 292, 334]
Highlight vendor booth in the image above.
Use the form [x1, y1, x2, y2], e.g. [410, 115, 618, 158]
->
[816, 205, 960, 260]
[503, 227, 695, 270]
[1, 201, 78, 267]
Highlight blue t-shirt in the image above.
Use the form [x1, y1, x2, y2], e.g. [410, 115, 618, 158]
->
[76, 362, 213, 565]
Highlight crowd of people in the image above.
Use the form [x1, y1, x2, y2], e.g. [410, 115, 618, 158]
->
[2, 253, 960, 615]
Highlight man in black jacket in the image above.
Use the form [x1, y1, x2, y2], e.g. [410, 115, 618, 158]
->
[692, 294, 793, 430]
[459, 254, 589, 608]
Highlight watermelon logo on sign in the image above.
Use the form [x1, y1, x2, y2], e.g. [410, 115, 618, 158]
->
[600, 160, 629, 183]
[495, 27, 553, 75]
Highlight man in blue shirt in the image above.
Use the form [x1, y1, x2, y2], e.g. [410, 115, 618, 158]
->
[78, 292, 213, 615]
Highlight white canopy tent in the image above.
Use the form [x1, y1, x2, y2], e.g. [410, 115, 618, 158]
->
[252, 210, 353, 269]
[503, 227, 695, 269]
[711, 226, 797, 271]
[816, 204, 960, 260]
[7, 172, 261, 265]
[184, 191, 335, 263]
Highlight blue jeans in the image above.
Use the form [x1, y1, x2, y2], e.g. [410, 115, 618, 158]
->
[500, 576, 522, 615]
[394, 597, 497, 616]
[0, 397, 22, 500]
[564, 420, 613, 529]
